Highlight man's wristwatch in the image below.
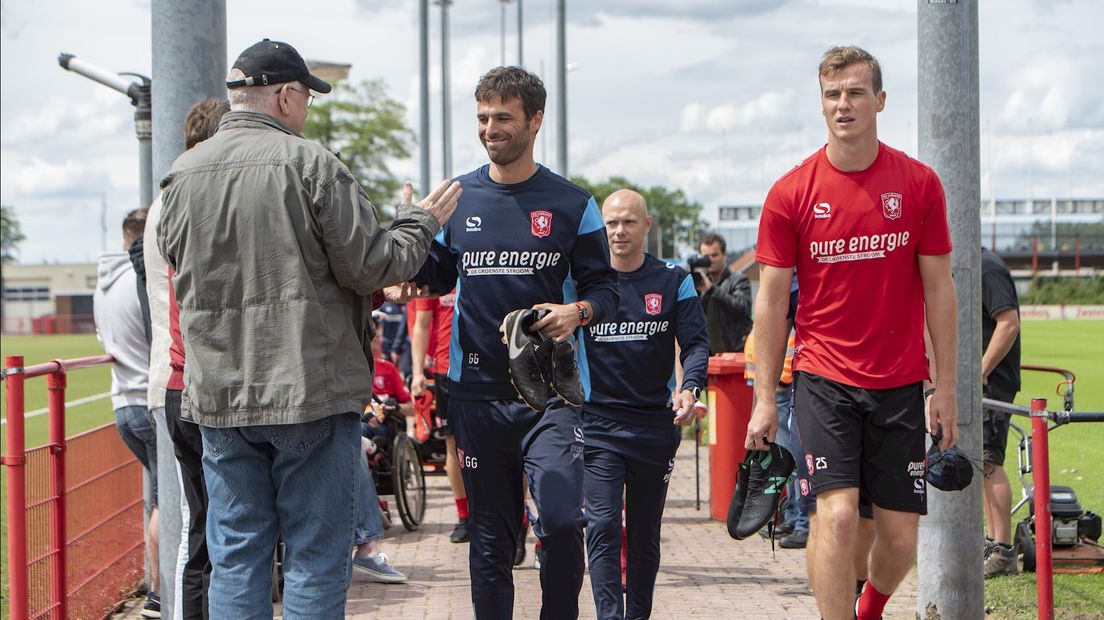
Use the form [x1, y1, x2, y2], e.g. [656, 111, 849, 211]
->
[688, 386, 702, 401]
[574, 301, 591, 327]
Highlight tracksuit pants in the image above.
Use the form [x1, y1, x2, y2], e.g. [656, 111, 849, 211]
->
[451, 397, 586, 620]
[165, 389, 210, 620]
[583, 412, 680, 620]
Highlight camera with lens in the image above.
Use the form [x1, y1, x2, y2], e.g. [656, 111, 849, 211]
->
[687, 254, 712, 289]
[687, 254, 712, 270]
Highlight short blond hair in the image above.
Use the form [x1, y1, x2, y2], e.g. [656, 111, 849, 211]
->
[819, 46, 882, 93]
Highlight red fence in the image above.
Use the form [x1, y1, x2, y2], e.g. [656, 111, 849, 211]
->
[4, 355, 145, 620]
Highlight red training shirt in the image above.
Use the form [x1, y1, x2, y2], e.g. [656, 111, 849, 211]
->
[755, 142, 952, 389]
[373, 358, 411, 403]
[412, 289, 456, 375]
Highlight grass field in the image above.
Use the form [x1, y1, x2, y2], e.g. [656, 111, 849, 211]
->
[1, 325, 1102, 618]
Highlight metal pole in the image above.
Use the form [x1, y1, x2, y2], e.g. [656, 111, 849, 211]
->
[4, 356, 28, 620]
[419, 0, 430, 195]
[47, 370, 68, 619]
[517, 0, 523, 66]
[1031, 398, 1054, 620]
[135, 84, 153, 210]
[439, 0, 453, 179]
[555, 0, 567, 176]
[151, 3, 225, 616]
[916, 2, 983, 618]
[500, 0, 507, 66]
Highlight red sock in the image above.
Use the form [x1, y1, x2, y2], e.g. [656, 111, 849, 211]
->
[522, 507, 529, 526]
[856, 581, 890, 620]
[456, 498, 469, 520]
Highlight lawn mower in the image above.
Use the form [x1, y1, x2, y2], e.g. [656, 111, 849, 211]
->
[998, 365, 1104, 574]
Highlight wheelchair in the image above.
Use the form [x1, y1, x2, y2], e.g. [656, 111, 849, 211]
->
[365, 395, 427, 532]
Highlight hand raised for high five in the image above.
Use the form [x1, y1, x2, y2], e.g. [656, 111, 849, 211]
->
[403, 180, 462, 227]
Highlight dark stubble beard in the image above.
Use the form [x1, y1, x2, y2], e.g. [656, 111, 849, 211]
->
[483, 120, 532, 166]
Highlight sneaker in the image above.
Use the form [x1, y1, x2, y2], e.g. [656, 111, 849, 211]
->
[548, 340, 584, 406]
[731, 443, 795, 540]
[450, 518, 470, 543]
[984, 543, 1018, 578]
[533, 538, 543, 570]
[353, 553, 407, 583]
[500, 309, 554, 410]
[759, 520, 795, 540]
[141, 591, 161, 618]
[513, 518, 530, 567]
[726, 457, 753, 539]
[779, 529, 808, 549]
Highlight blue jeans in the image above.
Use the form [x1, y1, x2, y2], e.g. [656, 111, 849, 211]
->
[201, 412, 360, 620]
[774, 387, 810, 533]
[355, 450, 384, 545]
[115, 404, 158, 507]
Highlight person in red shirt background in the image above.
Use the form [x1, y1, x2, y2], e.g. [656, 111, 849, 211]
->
[410, 290, 470, 543]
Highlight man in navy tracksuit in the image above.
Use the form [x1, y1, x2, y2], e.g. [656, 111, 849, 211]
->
[582, 189, 709, 620]
[414, 66, 619, 619]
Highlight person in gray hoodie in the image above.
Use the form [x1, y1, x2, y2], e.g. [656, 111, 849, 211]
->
[93, 207, 161, 617]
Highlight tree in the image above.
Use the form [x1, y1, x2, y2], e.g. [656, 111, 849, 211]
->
[2, 204, 26, 262]
[570, 176, 709, 259]
[302, 80, 415, 219]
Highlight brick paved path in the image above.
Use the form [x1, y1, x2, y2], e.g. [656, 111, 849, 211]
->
[341, 446, 918, 619]
[116, 444, 918, 618]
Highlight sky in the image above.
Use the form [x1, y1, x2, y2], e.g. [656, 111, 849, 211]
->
[2, 0, 1102, 263]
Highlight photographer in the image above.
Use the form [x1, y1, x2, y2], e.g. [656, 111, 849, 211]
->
[693, 232, 752, 353]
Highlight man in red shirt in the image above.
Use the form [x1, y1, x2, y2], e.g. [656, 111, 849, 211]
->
[749, 46, 958, 620]
[410, 290, 470, 542]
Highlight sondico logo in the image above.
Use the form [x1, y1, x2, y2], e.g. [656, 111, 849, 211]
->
[465, 216, 482, 232]
[813, 202, 831, 219]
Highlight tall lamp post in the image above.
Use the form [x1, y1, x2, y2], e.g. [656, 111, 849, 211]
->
[57, 54, 152, 211]
[555, 0, 567, 176]
[436, 0, 453, 179]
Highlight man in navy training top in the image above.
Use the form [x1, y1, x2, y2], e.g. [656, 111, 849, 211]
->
[413, 66, 619, 619]
[583, 189, 708, 620]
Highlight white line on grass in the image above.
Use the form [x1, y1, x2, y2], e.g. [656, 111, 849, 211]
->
[0, 391, 112, 425]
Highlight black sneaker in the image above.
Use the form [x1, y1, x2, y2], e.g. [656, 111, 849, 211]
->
[449, 518, 469, 543]
[732, 443, 795, 540]
[513, 518, 530, 567]
[500, 309, 554, 410]
[141, 591, 161, 618]
[726, 458, 752, 539]
[759, 520, 794, 540]
[779, 529, 808, 549]
[548, 340, 584, 406]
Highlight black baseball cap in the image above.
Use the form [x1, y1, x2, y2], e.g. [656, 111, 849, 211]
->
[226, 38, 332, 93]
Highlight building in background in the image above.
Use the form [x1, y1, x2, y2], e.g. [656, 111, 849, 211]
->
[2, 262, 98, 334]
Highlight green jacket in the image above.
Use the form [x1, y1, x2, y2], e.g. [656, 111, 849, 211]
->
[158, 111, 438, 427]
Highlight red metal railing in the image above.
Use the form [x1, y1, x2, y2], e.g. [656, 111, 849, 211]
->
[3, 354, 144, 620]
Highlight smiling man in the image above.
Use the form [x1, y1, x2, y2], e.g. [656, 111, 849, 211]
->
[748, 46, 958, 620]
[413, 66, 619, 619]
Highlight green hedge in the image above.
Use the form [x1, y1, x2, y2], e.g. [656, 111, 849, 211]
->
[1021, 275, 1104, 304]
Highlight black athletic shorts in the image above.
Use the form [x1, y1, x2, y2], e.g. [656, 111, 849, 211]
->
[433, 373, 453, 436]
[982, 385, 1017, 466]
[792, 371, 927, 515]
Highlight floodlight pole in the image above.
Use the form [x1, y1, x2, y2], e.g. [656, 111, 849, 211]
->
[437, 0, 453, 179]
[419, 0, 431, 194]
[555, 0, 567, 176]
[57, 55, 152, 212]
[517, 0, 524, 66]
[916, 1, 984, 618]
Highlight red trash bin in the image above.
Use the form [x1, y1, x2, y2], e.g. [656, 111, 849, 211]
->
[707, 353, 754, 522]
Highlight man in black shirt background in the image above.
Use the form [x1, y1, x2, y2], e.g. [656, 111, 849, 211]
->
[695, 232, 752, 353]
[980, 247, 1022, 578]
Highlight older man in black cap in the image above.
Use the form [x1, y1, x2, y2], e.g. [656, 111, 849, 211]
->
[158, 39, 460, 618]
